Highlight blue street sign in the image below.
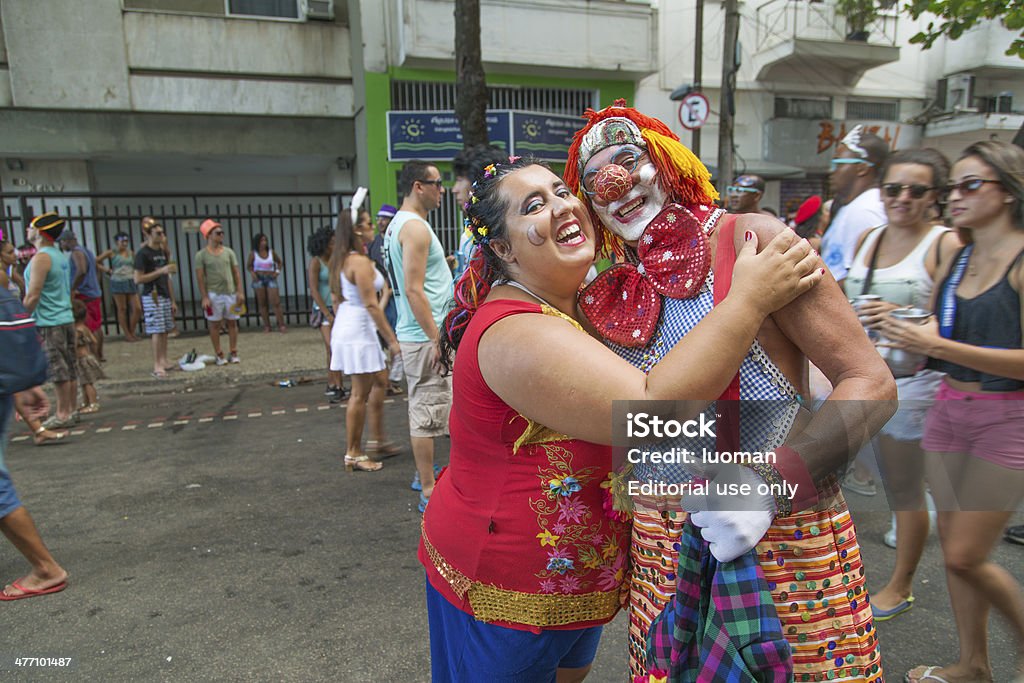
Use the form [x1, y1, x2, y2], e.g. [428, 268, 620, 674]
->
[511, 111, 580, 162]
[387, 111, 511, 161]
[386, 110, 582, 162]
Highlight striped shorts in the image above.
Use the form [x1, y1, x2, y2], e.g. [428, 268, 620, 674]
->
[142, 293, 174, 335]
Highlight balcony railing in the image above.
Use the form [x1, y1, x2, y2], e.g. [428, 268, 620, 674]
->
[755, 0, 899, 53]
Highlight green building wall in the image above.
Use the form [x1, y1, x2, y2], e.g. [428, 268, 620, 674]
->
[364, 67, 635, 210]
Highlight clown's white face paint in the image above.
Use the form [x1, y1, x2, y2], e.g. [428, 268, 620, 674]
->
[591, 161, 668, 245]
[526, 224, 545, 246]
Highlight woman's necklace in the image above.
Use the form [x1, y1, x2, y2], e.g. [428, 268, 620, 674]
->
[499, 279, 555, 309]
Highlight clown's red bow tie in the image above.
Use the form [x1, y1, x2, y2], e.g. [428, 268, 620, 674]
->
[579, 204, 717, 347]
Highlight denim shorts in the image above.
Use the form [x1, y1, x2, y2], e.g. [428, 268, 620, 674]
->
[0, 396, 23, 518]
[251, 274, 278, 290]
[110, 278, 137, 295]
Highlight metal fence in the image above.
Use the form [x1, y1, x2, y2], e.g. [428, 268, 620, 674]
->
[2, 191, 353, 334]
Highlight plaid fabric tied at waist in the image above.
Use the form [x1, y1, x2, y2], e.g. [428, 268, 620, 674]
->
[645, 518, 792, 682]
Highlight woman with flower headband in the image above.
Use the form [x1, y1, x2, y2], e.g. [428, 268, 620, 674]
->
[326, 190, 402, 472]
[419, 156, 823, 681]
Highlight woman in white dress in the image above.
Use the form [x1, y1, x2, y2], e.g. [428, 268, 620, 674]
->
[328, 201, 402, 472]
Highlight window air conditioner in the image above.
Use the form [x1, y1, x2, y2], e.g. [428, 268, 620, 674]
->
[304, 0, 334, 20]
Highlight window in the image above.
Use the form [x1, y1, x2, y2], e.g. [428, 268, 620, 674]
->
[227, 0, 299, 19]
[774, 97, 832, 120]
[846, 100, 899, 121]
[390, 81, 597, 117]
[123, 0, 302, 18]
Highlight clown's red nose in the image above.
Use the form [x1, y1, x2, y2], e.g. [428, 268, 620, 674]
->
[594, 164, 633, 203]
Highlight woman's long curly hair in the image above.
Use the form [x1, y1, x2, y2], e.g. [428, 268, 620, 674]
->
[439, 157, 543, 372]
[306, 225, 334, 258]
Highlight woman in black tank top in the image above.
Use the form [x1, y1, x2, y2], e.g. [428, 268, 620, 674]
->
[883, 141, 1024, 683]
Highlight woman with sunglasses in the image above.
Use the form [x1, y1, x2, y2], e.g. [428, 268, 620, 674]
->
[96, 233, 142, 342]
[845, 148, 961, 627]
[881, 140, 1024, 683]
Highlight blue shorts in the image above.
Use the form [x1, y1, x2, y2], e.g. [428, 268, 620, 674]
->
[425, 579, 603, 682]
[251, 275, 278, 290]
[0, 396, 23, 518]
[110, 279, 137, 295]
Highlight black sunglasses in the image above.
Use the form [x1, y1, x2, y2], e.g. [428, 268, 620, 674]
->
[881, 183, 935, 199]
[418, 179, 444, 188]
[944, 178, 1000, 196]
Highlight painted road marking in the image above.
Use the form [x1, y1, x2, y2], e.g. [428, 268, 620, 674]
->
[96, 427, 112, 433]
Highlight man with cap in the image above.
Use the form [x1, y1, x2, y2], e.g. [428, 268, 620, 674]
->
[566, 101, 894, 680]
[195, 219, 243, 365]
[59, 230, 105, 362]
[726, 173, 767, 215]
[820, 125, 888, 282]
[22, 212, 78, 428]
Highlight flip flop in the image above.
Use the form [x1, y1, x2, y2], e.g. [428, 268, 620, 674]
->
[151, 371, 167, 380]
[904, 666, 952, 683]
[0, 580, 68, 601]
[871, 596, 914, 621]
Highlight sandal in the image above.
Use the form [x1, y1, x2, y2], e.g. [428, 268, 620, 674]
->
[344, 454, 382, 473]
[33, 426, 67, 446]
[79, 403, 100, 414]
[366, 440, 403, 459]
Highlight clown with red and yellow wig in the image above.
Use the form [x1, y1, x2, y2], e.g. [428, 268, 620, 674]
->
[567, 101, 895, 682]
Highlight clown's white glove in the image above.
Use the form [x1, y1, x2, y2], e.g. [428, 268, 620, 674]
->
[681, 464, 777, 563]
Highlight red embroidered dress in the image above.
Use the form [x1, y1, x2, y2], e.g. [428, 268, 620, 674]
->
[418, 299, 631, 632]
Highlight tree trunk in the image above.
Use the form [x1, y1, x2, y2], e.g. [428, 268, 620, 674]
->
[454, 0, 489, 147]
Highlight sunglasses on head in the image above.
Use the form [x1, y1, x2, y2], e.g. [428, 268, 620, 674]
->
[944, 178, 1000, 196]
[881, 183, 935, 199]
[829, 158, 874, 172]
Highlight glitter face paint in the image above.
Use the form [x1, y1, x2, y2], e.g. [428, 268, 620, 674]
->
[526, 224, 545, 246]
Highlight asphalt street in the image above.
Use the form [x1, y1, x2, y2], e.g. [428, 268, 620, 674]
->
[1, 382, 1021, 682]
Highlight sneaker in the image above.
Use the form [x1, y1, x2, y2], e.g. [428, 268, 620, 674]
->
[328, 388, 343, 404]
[418, 492, 429, 514]
[324, 384, 338, 397]
[215, 355, 228, 366]
[410, 465, 443, 492]
[883, 513, 897, 549]
[1005, 524, 1024, 546]
[229, 352, 240, 364]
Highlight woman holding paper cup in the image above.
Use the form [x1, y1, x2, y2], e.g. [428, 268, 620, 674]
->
[881, 141, 1024, 683]
[845, 148, 961, 623]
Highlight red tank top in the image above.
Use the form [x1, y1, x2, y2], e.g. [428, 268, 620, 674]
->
[418, 299, 630, 632]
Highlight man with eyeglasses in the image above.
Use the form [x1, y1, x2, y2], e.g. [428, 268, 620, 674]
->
[195, 219, 244, 366]
[726, 174, 767, 215]
[820, 125, 889, 282]
[383, 160, 454, 512]
[134, 220, 178, 378]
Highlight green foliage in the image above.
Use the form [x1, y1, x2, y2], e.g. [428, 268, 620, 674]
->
[836, 0, 880, 33]
[906, 0, 1024, 57]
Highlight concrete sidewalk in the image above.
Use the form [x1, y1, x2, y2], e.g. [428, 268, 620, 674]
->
[96, 326, 330, 396]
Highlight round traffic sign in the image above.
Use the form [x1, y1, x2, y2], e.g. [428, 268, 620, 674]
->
[678, 92, 710, 130]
